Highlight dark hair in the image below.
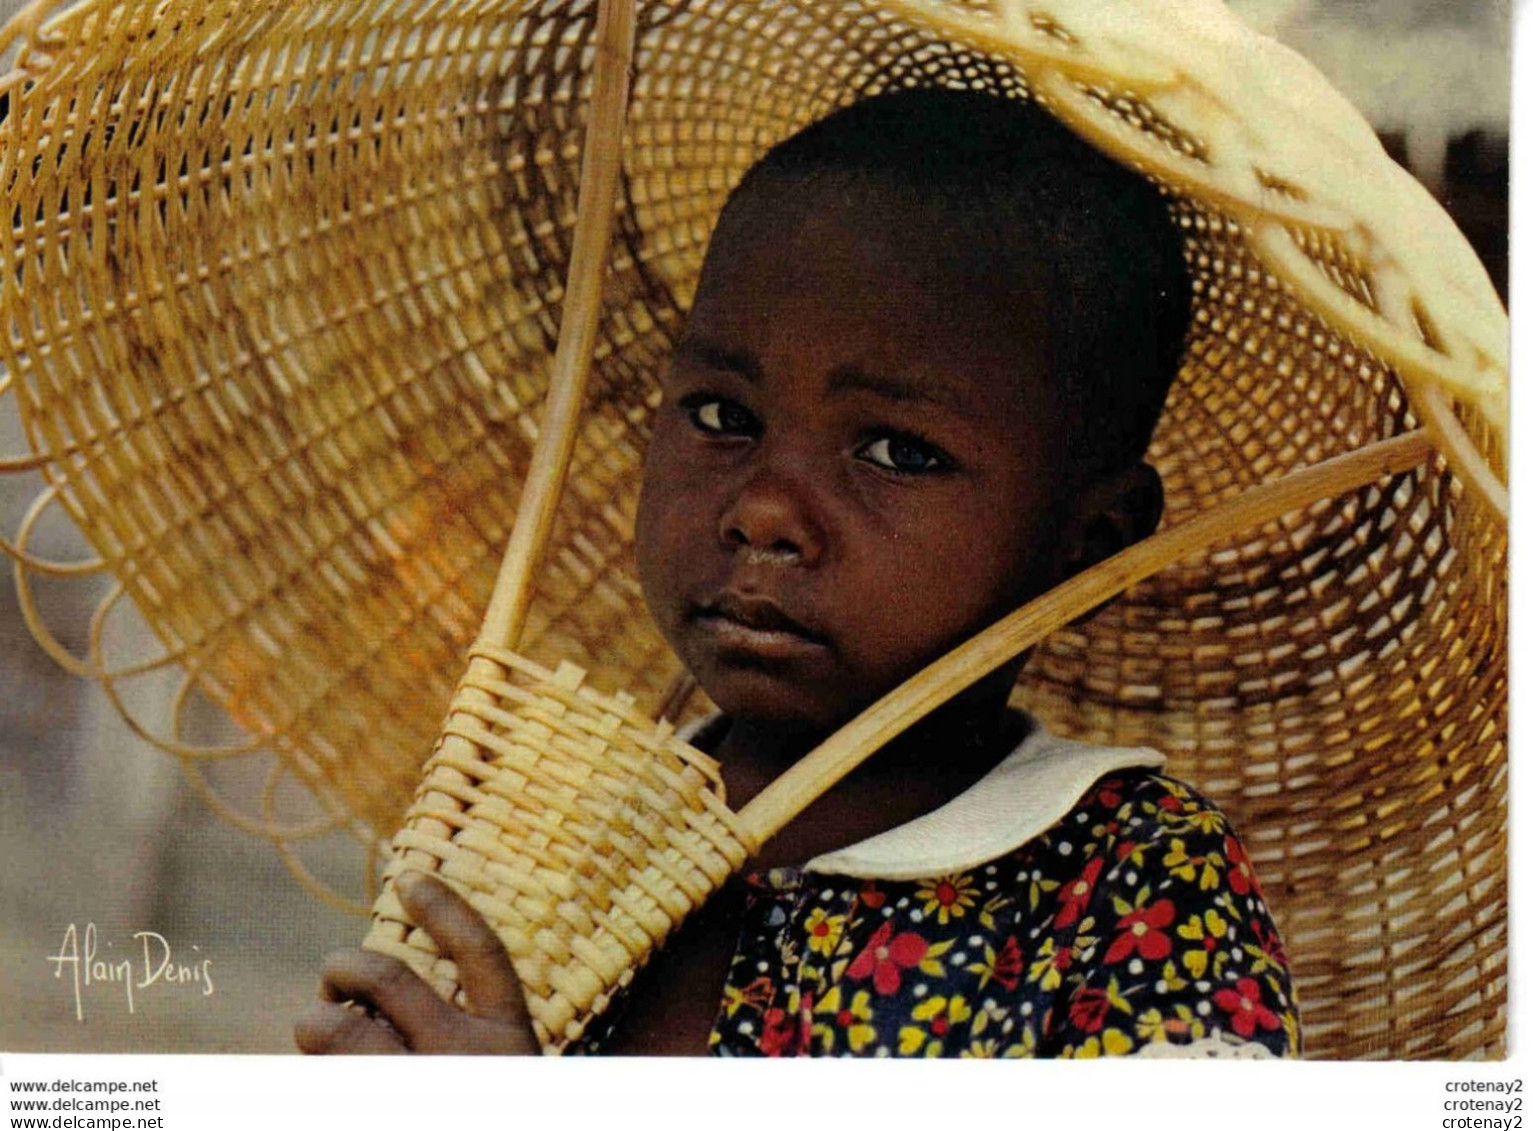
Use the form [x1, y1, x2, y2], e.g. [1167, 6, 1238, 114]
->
[711, 87, 1192, 482]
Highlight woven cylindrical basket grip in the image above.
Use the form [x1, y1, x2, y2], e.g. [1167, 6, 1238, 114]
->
[365, 649, 753, 1050]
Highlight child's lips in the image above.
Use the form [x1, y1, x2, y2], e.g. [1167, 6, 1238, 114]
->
[690, 592, 830, 658]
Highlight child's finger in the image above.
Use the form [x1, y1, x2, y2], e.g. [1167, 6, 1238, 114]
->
[294, 1001, 408, 1055]
[318, 947, 458, 1034]
[395, 871, 529, 1026]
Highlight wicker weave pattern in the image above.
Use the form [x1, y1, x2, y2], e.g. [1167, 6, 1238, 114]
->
[0, 0, 688, 897]
[1024, 470, 1507, 1059]
[363, 645, 753, 1052]
[0, 0, 1507, 1058]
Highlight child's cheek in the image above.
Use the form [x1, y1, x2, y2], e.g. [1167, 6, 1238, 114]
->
[891, 495, 1048, 635]
[634, 430, 710, 617]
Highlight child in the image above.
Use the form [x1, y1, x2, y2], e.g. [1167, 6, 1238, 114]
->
[296, 88, 1299, 1058]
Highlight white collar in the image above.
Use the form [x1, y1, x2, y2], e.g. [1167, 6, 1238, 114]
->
[685, 713, 1165, 881]
[803, 720, 1163, 879]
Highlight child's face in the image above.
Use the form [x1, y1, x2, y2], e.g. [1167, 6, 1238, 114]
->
[636, 188, 1075, 735]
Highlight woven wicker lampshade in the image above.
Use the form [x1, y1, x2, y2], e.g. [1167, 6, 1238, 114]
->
[0, 0, 1506, 1058]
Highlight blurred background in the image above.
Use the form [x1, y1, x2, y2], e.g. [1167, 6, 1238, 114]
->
[0, 0, 1510, 1053]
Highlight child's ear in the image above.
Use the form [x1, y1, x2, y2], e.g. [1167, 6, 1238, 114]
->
[1059, 461, 1164, 582]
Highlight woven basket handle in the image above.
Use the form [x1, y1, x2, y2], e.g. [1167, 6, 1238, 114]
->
[738, 428, 1436, 844]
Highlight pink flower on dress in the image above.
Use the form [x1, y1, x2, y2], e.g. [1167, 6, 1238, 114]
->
[847, 921, 928, 995]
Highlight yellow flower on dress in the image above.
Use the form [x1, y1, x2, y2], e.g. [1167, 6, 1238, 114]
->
[1104, 975, 1134, 1015]
[1283, 1009, 1301, 1052]
[916, 937, 956, 979]
[979, 891, 1014, 929]
[1006, 1023, 1039, 1057]
[719, 975, 774, 1018]
[1066, 1028, 1135, 1058]
[969, 995, 1012, 1040]
[1167, 808, 1227, 837]
[1025, 937, 1071, 993]
[802, 907, 846, 957]
[1241, 938, 1283, 976]
[897, 994, 974, 1056]
[812, 985, 877, 1053]
[1160, 960, 1189, 993]
[1074, 918, 1100, 950]
[916, 873, 980, 925]
[1176, 908, 1230, 978]
[1135, 1004, 1205, 1044]
[1163, 838, 1224, 890]
[1025, 872, 1060, 913]
[961, 1038, 1000, 1058]
[1136, 1008, 1170, 1043]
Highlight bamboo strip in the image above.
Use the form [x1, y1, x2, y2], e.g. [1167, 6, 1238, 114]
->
[656, 670, 699, 725]
[1412, 385, 1507, 523]
[479, 0, 638, 653]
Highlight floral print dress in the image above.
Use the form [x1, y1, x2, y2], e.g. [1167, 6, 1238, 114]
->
[707, 769, 1299, 1058]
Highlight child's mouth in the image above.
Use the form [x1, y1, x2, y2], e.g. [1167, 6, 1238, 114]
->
[690, 593, 830, 659]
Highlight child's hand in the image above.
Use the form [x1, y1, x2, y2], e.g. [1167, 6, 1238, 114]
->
[294, 871, 538, 1055]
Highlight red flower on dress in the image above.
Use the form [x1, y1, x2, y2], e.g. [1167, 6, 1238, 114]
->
[991, 935, 1024, 992]
[846, 921, 928, 995]
[1224, 834, 1259, 897]
[1055, 857, 1105, 929]
[1069, 987, 1111, 1033]
[1213, 977, 1281, 1038]
[859, 881, 887, 910]
[1252, 918, 1290, 967]
[1094, 780, 1124, 808]
[759, 1007, 798, 1056]
[1105, 898, 1175, 963]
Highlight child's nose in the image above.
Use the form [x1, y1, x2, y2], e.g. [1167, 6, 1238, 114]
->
[718, 460, 827, 567]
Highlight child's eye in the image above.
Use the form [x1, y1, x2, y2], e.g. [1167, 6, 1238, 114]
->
[856, 434, 953, 474]
[681, 394, 760, 439]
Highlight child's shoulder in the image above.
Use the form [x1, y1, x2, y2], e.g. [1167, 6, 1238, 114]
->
[1010, 767, 1297, 1057]
[1066, 765, 1240, 837]
[1005, 764, 1270, 916]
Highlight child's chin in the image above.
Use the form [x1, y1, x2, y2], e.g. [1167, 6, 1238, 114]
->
[704, 672, 852, 739]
